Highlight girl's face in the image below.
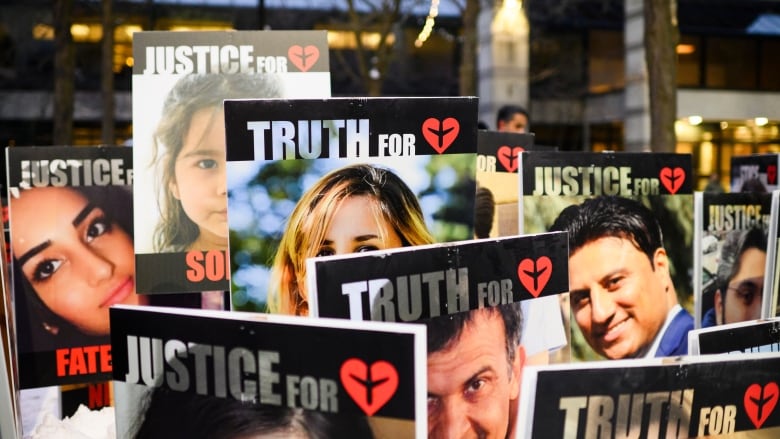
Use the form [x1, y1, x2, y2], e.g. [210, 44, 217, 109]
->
[10, 187, 144, 335]
[171, 107, 228, 250]
[315, 195, 403, 257]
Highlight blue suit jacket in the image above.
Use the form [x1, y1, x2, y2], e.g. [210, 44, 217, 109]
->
[655, 308, 694, 357]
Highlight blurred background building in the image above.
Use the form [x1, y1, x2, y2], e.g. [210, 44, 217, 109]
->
[0, 0, 777, 189]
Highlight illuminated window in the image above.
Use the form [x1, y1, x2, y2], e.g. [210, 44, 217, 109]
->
[32, 24, 54, 40]
[324, 29, 395, 50]
[677, 35, 700, 87]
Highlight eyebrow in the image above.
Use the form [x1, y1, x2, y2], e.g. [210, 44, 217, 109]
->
[72, 203, 97, 227]
[463, 366, 495, 386]
[730, 277, 765, 289]
[570, 268, 626, 297]
[569, 287, 590, 298]
[321, 234, 380, 246]
[17, 203, 97, 267]
[180, 147, 223, 159]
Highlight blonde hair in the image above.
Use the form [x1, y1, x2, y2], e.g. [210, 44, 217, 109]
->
[268, 164, 434, 315]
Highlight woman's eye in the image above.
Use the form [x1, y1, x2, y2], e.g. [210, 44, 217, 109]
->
[356, 245, 379, 253]
[316, 248, 334, 257]
[33, 259, 62, 282]
[86, 217, 112, 241]
[197, 159, 218, 170]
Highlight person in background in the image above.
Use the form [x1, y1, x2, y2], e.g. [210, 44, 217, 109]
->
[550, 196, 693, 359]
[704, 173, 724, 193]
[496, 104, 529, 133]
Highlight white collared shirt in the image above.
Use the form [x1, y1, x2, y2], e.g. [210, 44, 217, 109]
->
[644, 304, 683, 358]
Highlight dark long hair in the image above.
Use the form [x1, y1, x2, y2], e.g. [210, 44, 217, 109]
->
[134, 387, 375, 439]
[12, 185, 133, 352]
[12, 185, 204, 352]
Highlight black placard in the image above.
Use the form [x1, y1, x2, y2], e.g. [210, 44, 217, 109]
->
[309, 233, 568, 321]
[521, 354, 780, 438]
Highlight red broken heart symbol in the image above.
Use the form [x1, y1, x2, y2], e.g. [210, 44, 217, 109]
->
[287, 45, 320, 72]
[659, 167, 685, 194]
[517, 256, 552, 298]
[340, 358, 399, 416]
[497, 146, 524, 172]
[422, 117, 460, 154]
[768, 165, 777, 185]
[744, 382, 779, 429]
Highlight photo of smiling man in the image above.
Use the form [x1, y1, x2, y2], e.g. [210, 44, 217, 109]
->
[549, 196, 693, 359]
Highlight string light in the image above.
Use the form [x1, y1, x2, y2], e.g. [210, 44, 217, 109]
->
[415, 0, 440, 48]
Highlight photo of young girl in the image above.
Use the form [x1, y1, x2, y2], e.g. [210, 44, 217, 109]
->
[133, 61, 329, 294]
[148, 73, 283, 253]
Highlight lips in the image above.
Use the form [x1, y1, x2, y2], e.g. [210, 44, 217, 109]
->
[100, 276, 135, 307]
[211, 209, 228, 220]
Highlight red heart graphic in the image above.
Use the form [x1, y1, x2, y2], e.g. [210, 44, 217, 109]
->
[744, 382, 779, 429]
[340, 358, 399, 416]
[287, 45, 320, 72]
[422, 118, 460, 154]
[497, 146, 524, 172]
[659, 167, 685, 194]
[517, 256, 552, 298]
[768, 165, 777, 185]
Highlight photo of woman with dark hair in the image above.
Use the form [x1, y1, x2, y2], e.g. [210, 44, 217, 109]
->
[131, 387, 375, 439]
[10, 185, 147, 351]
[10, 183, 204, 353]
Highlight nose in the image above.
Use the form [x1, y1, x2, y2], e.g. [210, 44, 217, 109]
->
[75, 244, 114, 286]
[589, 285, 616, 324]
[217, 165, 227, 196]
